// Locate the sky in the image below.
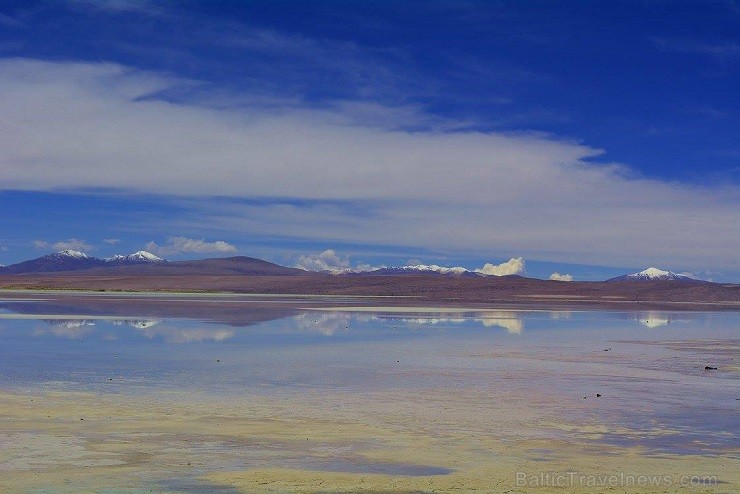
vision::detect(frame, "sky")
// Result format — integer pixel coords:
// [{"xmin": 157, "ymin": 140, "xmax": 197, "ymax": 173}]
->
[{"xmin": 0, "ymin": 0, "xmax": 738, "ymax": 281}]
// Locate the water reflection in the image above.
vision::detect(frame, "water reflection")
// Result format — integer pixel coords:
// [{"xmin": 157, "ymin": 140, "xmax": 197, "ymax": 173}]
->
[
  {"xmin": 113, "ymin": 319, "xmax": 161, "ymax": 329},
  {"xmin": 634, "ymin": 311, "xmax": 703, "ymax": 329},
  {"xmin": 392, "ymin": 313, "xmax": 523, "ymax": 334},
  {"xmin": 637, "ymin": 311, "xmax": 672, "ymax": 329},
  {"xmin": 293, "ymin": 312, "xmax": 351, "ymax": 336},
  {"xmin": 0, "ymin": 293, "xmax": 737, "ymax": 462},
  {"xmin": 133, "ymin": 324, "xmax": 236, "ymax": 343},
  {"xmin": 36, "ymin": 319, "xmax": 96, "ymax": 339}
]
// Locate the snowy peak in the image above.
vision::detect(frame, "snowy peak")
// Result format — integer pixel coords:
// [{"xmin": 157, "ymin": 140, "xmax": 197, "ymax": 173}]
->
[
  {"xmin": 105, "ymin": 251, "xmax": 165, "ymax": 264},
  {"xmin": 124, "ymin": 251, "xmax": 164, "ymax": 263},
  {"xmin": 627, "ymin": 267, "xmax": 693, "ymax": 281},
  {"xmin": 393, "ymin": 264, "xmax": 471, "ymax": 276},
  {"xmin": 608, "ymin": 267, "xmax": 698, "ymax": 282},
  {"xmin": 633, "ymin": 267, "xmax": 673, "ymax": 279},
  {"xmin": 350, "ymin": 264, "xmax": 486, "ymax": 277}
]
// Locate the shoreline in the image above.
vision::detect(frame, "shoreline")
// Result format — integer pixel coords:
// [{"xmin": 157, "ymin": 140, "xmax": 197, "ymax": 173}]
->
[{"xmin": 1, "ymin": 287, "xmax": 739, "ymax": 312}]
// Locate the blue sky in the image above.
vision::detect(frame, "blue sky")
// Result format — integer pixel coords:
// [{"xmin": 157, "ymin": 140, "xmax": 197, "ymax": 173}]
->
[{"xmin": 0, "ymin": 0, "xmax": 738, "ymax": 281}]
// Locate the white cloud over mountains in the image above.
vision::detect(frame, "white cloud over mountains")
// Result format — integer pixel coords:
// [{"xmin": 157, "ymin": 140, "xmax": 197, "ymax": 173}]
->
[
  {"xmin": 295, "ymin": 249, "xmax": 351, "ymax": 273},
  {"xmin": 33, "ymin": 238, "xmax": 94, "ymax": 252},
  {"xmin": 145, "ymin": 236, "xmax": 237, "ymax": 256},
  {"xmin": 295, "ymin": 251, "xmax": 525, "ymax": 276},
  {"xmin": 549, "ymin": 272, "xmax": 573, "ymax": 281},
  {"xmin": 474, "ymin": 257, "xmax": 525, "ymax": 276},
  {"xmin": 1, "ymin": 59, "xmax": 738, "ymax": 270}
]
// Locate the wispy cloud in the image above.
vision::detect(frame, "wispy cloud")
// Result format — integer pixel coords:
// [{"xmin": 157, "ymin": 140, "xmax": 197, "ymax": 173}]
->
[
  {"xmin": 53, "ymin": 238, "xmax": 94, "ymax": 252},
  {"xmin": 0, "ymin": 12, "xmax": 23, "ymax": 28},
  {"xmin": 653, "ymin": 37, "xmax": 740, "ymax": 62},
  {"xmin": 145, "ymin": 236, "xmax": 237, "ymax": 256},
  {"xmin": 682, "ymin": 104, "xmax": 729, "ymax": 119},
  {"xmin": 103, "ymin": 238, "xmax": 120, "ymax": 245},
  {"xmin": 0, "ymin": 59, "xmax": 738, "ymax": 270},
  {"xmin": 32, "ymin": 238, "xmax": 94, "ymax": 252},
  {"xmin": 67, "ymin": 0, "xmax": 163, "ymax": 15}
]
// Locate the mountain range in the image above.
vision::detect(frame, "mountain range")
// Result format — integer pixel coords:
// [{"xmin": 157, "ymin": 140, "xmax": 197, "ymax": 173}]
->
[
  {"xmin": 0, "ymin": 250, "xmax": 165, "ymax": 275},
  {"xmin": 0, "ymin": 251, "xmax": 737, "ymax": 307},
  {"xmin": 0, "ymin": 251, "xmax": 710, "ymax": 283}
]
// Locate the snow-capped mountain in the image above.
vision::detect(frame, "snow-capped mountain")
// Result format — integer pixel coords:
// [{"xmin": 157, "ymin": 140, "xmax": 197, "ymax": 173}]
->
[
  {"xmin": 0, "ymin": 250, "xmax": 166, "ymax": 274},
  {"xmin": 105, "ymin": 251, "xmax": 164, "ymax": 265},
  {"xmin": 345, "ymin": 263, "xmax": 516, "ymax": 277},
  {"xmin": 607, "ymin": 267, "xmax": 698, "ymax": 282},
  {"xmin": 363, "ymin": 264, "xmax": 478, "ymax": 277},
  {"xmin": 391, "ymin": 264, "xmax": 470, "ymax": 275},
  {"xmin": 125, "ymin": 250, "xmax": 164, "ymax": 263}
]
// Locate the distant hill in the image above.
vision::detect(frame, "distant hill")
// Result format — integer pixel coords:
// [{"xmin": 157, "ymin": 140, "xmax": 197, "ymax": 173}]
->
[
  {"xmin": 98, "ymin": 256, "xmax": 308, "ymax": 276},
  {"xmin": 0, "ymin": 252, "xmax": 307, "ymax": 277},
  {"xmin": 0, "ymin": 250, "xmax": 106, "ymax": 274}
]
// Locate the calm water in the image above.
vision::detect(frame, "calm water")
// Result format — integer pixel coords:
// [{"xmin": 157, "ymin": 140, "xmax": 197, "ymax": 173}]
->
[{"xmin": 0, "ymin": 294, "xmax": 738, "ymax": 491}]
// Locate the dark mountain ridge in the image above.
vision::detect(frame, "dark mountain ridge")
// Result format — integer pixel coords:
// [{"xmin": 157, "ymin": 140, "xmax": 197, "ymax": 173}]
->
[{"xmin": 0, "ymin": 252, "xmax": 305, "ymax": 277}]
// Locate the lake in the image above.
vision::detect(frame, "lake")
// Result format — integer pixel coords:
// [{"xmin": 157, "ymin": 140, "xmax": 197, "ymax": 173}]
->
[{"xmin": 0, "ymin": 292, "xmax": 737, "ymax": 493}]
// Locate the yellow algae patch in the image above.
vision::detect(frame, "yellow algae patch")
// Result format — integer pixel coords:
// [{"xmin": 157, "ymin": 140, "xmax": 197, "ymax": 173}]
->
[
  {"xmin": 1, "ymin": 388, "xmax": 738, "ymax": 494},
  {"xmin": 205, "ymin": 451, "xmax": 740, "ymax": 494},
  {"xmin": 204, "ymin": 467, "xmax": 509, "ymax": 493}
]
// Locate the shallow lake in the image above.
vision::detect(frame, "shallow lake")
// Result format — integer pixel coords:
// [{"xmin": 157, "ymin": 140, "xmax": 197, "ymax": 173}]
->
[{"xmin": 0, "ymin": 293, "xmax": 737, "ymax": 493}]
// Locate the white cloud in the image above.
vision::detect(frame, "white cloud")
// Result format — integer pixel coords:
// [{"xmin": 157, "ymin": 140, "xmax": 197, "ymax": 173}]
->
[
  {"xmin": 549, "ymin": 272, "xmax": 573, "ymax": 282},
  {"xmin": 0, "ymin": 59, "xmax": 738, "ymax": 270},
  {"xmin": 33, "ymin": 238, "xmax": 94, "ymax": 252},
  {"xmin": 474, "ymin": 257, "xmax": 525, "ymax": 276},
  {"xmin": 103, "ymin": 238, "xmax": 120, "ymax": 245},
  {"xmin": 51, "ymin": 238, "xmax": 94, "ymax": 252},
  {"xmin": 145, "ymin": 236, "xmax": 237, "ymax": 256},
  {"xmin": 295, "ymin": 249, "xmax": 351, "ymax": 273},
  {"xmin": 0, "ymin": 59, "xmax": 602, "ymax": 202}
]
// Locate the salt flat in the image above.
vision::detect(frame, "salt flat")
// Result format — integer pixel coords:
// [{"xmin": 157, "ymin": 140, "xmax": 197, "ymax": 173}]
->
[{"xmin": 0, "ymin": 294, "xmax": 737, "ymax": 493}]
